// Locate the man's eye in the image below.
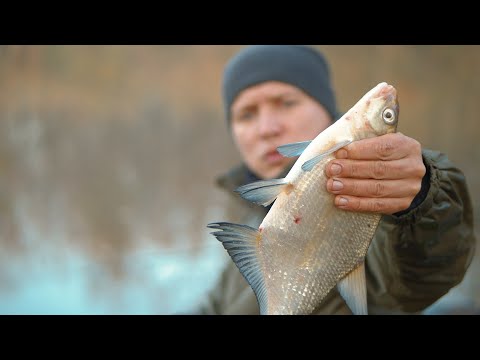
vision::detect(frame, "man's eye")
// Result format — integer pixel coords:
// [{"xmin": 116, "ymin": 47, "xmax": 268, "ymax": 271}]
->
[
  {"xmin": 237, "ymin": 111, "xmax": 254, "ymax": 121},
  {"xmin": 282, "ymin": 99, "xmax": 297, "ymax": 107}
]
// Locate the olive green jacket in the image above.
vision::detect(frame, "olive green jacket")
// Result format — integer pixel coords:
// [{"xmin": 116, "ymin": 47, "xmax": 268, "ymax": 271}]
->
[{"xmin": 197, "ymin": 149, "xmax": 476, "ymax": 315}]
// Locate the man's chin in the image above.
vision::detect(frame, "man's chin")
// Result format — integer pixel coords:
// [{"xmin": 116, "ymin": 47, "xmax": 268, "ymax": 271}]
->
[{"xmin": 260, "ymin": 161, "xmax": 293, "ymax": 180}]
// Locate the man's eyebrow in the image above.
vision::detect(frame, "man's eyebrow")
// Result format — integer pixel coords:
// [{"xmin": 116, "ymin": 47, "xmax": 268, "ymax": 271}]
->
[
  {"xmin": 270, "ymin": 90, "xmax": 299, "ymax": 99},
  {"xmin": 234, "ymin": 91, "xmax": 300, "ymax": 110},
  {"xmin": 232, "ymin": 102, "xmax": 256, "ymax": 115}
]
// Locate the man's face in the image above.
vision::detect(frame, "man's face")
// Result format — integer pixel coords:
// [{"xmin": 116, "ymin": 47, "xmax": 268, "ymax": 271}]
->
[{"xmin": 230, "ymin": 81, "xmax": 333, "ymax": 179}]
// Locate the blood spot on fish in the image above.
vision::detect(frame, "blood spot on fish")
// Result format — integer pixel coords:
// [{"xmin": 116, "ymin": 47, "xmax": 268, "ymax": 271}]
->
[
  {"xmin": 294, "ymin": 216, "xmax": 301, "ymax": 224},
  {"xmin": 284, "ymin": 183, "xmax": 295, "ymax": 195},
  {"xmin": 259, "ymin": 226, "xmax": 263, "ymax": 232}
]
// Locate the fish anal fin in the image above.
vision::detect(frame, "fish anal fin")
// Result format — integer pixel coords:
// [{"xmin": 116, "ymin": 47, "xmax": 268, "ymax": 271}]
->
[
  {"xmin": 277, "ymin": 140, "xmax": 312, "ymax": 157},
  {"xmin": 301, "ymin": 139, "xmax": 352, "ymax": 172},
  {"xmin": 235, "ymin": 178, "xmax": 289, "ymax": 207},
  {"xmin": 337, "ymin": 261, "xmax": 367, "ymax": 315},
  {"xmin": 207, "ymin": 222, "xmax": 268, "ymax": 314}
]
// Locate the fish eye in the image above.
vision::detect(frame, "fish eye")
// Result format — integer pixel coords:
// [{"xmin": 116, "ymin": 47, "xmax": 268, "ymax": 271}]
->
[{"xmin": 382, "ymin": 108, "xmax": 397, "ymax": 124}]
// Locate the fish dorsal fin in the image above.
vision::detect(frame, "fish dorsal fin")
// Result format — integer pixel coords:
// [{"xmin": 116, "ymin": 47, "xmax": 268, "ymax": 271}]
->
[
  {"xmin": 301, "ymin": 139, "xmax": 352, "ymax": 172},
  {"xmin": 207, "ymin": 222, "xmax": 268, "ymax": 314},
  {"xmin": 337, "ymin": 261, "xmax": 368, "ymax": 315},
  {"xmin": 277, "ymin": 140, "xmax": 312, "ymax": 157},
  {"xmin": 235, "ymin": 178, "xmax": 289, "ymax": 207}
]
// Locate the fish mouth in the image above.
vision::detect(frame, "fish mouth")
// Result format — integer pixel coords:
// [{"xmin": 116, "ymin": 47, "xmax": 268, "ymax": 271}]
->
[
  {"xmin": 361, "ymin": 82, "xmax": 398, "ymax": 107},
  {"xmin": 378, "ymin": 83, "xmax": 397, "ymax": 100}
]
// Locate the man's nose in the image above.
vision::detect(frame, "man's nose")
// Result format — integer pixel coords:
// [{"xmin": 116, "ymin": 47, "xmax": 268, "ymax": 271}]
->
[{"xmin": 258, "ymin": 108, "xmax": 282, "ymax": 137}]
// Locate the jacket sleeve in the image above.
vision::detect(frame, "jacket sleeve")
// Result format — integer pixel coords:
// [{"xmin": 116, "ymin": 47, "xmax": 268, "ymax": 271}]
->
[{"xmin": 366, "ymin": 149, "xmax": 476, "ymax": 313}]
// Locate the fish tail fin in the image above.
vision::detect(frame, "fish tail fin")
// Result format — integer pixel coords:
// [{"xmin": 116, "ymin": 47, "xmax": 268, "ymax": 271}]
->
[
  {"xmin": 235, "ymin": 178, "xmax": 289, "ymax": 207},
  {"xmin": 337, "ymin": 261, "xmax": 368, "ymax": 315},
  {"xmin": 207, "ymin": 222, "xmax": 268, "ymax": 314}
]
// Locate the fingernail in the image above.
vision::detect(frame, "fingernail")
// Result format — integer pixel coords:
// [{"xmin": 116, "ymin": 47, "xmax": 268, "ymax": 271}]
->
[
  {"xmin": 337, "ymin": 197, "xmax": 348, "ymax": 206},
  {"xmin": 330, "ymin": 163, "xmax": 342, "ymax": 176},
  {"xmin": 332, "ymin": 180, "xmax": 343, "ymax": 191}
]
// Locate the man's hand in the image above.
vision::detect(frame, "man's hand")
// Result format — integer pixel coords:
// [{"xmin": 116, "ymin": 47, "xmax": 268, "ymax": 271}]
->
[{"xmin": 325, "ymin": 132, "xmax": 426, "ymax": 215}]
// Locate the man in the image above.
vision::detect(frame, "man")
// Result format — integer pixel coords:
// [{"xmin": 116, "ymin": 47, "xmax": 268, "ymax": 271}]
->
[{"xmin": 198, "ymin": 45, "xmax": 476, "ymax": 314}]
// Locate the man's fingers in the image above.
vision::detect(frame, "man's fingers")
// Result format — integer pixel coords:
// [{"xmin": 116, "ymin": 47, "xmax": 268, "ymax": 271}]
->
[
  {"xmin": 336, "ymin": 133, "xmax": 420, "ymax": 161},
  {"xmin": 327, "ymin": 178, "xmax": 421, "ymax": 199},
  {"xmin": 326, "ymin": 158, "xmax": 426, "ymax": 180},
  {"xmin": 325, "ymin": 133, "xmax": 425, "ymax": 215},
  {"xmin": 334, "ymin": 195, "xmax": 413, "ymax": 215}
]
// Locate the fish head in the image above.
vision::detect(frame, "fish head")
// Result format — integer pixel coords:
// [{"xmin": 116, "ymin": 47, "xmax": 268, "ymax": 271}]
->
[
  {"xmin": 342, "ymin": 82, "xmax": 399, "ymax": 139},
  {"xmin": 362, "ymin": 82, "xmax": 399, "ymax": 136}
]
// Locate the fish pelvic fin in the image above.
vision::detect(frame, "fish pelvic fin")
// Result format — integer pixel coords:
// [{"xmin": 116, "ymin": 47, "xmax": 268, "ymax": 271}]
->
[
  {"xmin": 207, "ymin": 222, "xmax": 268, "ymax": 315},
  {"xmin": 337, "ymin": 261, "xmax": 368, "ymax": 315},
  {"xmin": 301, "ymin": 139, "xmax": 353, "ymax": 172},
  {"xmin": 235, "ymin": 178, "xmax": 289, "ymax": 207},
  {"xmin": 277, "ymin": 140, "xmax": 312, "ymax": 157}
]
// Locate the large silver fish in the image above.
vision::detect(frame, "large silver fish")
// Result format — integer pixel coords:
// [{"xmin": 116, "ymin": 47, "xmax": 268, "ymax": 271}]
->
[{"xmin": 208, "ymin": 82, "xmax": 399, "ymax": 315}]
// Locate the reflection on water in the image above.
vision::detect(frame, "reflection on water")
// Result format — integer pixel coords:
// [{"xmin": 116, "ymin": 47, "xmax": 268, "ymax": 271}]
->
[{"xmin": 0, "ymin": 243, "xmax": 228, "ymax": 315}]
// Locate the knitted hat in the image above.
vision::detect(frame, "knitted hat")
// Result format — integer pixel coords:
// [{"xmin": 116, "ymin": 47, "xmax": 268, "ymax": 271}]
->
[{"xmin": 222, "ymin": 45, "xmax": 340, "ymax": 124}]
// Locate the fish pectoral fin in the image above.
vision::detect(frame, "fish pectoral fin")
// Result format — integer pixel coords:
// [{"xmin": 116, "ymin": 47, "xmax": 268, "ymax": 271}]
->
[
  {"xmin": 337, "ymin": 261, "xmax": 368, "ymax": 315},
  {"xmin": 235, "ymin": 178, "xmax": 289, "ymax": 207},
  {"xmin": 301, "ymin": 139, "xmax": 352, "ymax": 172},
  {"xmin": 207, "ymin": 222, "xmax": 268, "ymax": 315},
  {"xmin": 277, "ymin": 140, "xmax": 312, "ymax": 157}
]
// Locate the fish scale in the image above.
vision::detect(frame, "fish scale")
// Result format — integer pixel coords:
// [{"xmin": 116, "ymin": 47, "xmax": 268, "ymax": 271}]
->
[{"xmin": 208, "ymin": 82, "xmax": 399, "ymax": 315}]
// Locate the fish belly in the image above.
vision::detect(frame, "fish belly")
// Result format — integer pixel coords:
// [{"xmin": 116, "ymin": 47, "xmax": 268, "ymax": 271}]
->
[{"xmin": 259, "ymin": 157, "xmax": 381, "ymax": 315}]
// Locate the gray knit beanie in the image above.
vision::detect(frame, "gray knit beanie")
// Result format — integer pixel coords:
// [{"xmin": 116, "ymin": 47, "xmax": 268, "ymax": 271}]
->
[{"xmin": 222, "ymin": 45, "xmax": 340, "ymax": 125}]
